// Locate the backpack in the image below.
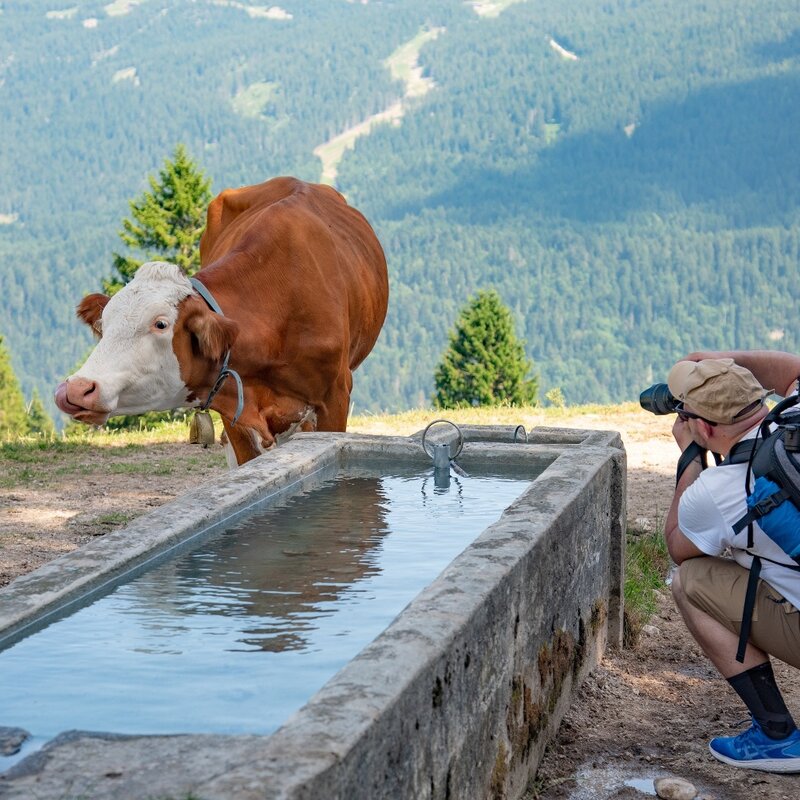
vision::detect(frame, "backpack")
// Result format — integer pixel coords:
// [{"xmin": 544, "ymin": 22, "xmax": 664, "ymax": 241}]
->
[{"xmin": 724, "ymin": 393, "xmax": 800, "ymax": 662}]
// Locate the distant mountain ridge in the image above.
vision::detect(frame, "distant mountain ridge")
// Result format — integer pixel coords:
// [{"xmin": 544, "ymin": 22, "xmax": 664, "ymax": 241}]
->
[{"xmin": 0, "ymin": 0, "xmax": 798, "ymax": 418}]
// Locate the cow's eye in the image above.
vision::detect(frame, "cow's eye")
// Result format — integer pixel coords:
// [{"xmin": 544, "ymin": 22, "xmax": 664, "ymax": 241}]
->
[{"xmin": 153, "ymin": 318, "xmax": 169, "ymax": 331}]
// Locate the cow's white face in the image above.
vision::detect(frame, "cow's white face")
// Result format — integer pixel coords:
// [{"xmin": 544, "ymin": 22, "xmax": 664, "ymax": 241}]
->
[{"xmin": 56, "ymin": 262, "xmax": 196, "ymax": 424}]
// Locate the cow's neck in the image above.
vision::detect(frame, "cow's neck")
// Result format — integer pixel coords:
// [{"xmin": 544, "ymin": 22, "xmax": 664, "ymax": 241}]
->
[{"xmin": 190, "ymin": 276, "xmax": 244, "ymax": 424}]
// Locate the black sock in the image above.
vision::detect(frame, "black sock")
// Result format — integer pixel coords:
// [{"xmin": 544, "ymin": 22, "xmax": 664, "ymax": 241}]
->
[{"xmin": 728, "ymin": 661, "xmax": 797, "ymax": 740}]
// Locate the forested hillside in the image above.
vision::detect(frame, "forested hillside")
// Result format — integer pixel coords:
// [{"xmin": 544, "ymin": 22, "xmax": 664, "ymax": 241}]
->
[{"xmin": 1, "ymin": 0, "xmax": 798, "ymax": 418}]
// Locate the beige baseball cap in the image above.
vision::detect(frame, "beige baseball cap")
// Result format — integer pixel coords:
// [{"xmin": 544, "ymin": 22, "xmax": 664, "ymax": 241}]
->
[{"xmin": 667, "ymin": 358, "xmax": 769, "ymax": 425}]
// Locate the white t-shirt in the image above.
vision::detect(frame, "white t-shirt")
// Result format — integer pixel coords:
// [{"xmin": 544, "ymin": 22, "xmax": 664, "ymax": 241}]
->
[{"xmin": 678, "ymin": 432, "xmax": 800, "ymax": 610}]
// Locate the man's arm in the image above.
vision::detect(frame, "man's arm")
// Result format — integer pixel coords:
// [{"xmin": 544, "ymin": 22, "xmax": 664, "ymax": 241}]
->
[
  {"xmin": 685, "ymin": 349, "xmax": 800, "ymax": 398},
  {"xmin": 664, "ymin": 418, "xmax": 707, "ymax": 564}
]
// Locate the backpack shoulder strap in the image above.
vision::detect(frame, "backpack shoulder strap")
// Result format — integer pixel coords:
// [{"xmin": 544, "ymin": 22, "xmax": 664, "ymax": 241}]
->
[
  {"xmin": 724, "ymin": 438, "xmax": 761, "ymax": 466},
  {"xmin": 737, "ymin": 553, "xmax": 761, "ymax": 663},
  {"xmin": 676, "ymin": 442, "xmax": 713, "ymax": 484}
]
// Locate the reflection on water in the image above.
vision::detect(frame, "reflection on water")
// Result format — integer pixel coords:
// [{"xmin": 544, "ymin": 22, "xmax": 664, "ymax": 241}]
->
[
  {"xmin": 132, "ymin": 477, "xmax": 394, "ymax": 653},
  {"xmin": 0, "ymin": 468, "xmax": 531, "ymax": 751}
]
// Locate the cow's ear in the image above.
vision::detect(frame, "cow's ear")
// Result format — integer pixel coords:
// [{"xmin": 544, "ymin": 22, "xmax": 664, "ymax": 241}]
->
[
  {"xmin": 184, "ymin": 302, "xmax": 239, "ymax": 362},
  {"xmin": 77, "ymin": 293, "xmax": 110, "ymax": 336}
]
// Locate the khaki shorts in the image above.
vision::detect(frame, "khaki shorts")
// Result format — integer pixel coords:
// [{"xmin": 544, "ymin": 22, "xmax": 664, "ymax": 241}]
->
[{"xmin": 679, "ymin": 556, "xmax": 800, "ymax": 668}]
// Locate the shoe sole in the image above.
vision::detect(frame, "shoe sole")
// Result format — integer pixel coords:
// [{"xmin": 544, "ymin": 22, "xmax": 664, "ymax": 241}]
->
[{"xmin": 709, "ymin": 744, "xmax": 800, "ymax": 773}]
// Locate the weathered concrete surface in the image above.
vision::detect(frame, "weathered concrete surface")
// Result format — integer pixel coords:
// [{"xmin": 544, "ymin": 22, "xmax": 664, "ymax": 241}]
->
[
  {"xmin": 0, "ymin": 429, "xmax": 625, "ymax": 800},
  {"xmin": 415, "ymin": 421, "xmax": 623, "ymax": 450},
  {"xmin": 413, "ymin": 424, "xmax": 625, "ymax": 651}
]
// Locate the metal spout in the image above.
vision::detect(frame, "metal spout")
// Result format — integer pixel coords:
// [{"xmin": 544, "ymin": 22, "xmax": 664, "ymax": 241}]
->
[{"xmin": 432, "ymin": 443, "xmax": 452, "ymax": 489}]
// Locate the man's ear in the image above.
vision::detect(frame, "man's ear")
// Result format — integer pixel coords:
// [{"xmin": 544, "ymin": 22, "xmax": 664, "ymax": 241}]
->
[
  {"xmin": 76, "ymin": 293, "xmax": 110, "ymax": 336},
  {"xmin": 699, "ymin": 419, "xmax": 716, "ymax": 440},
  {"xmin": 183, "ymin": 297, "xmax": 239, "ymax": 362}
]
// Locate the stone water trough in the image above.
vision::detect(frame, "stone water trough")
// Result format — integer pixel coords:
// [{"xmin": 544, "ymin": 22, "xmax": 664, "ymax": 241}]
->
[{"xmin": 0, "ymin": 425, "xmax": 625, "ymax": 800}]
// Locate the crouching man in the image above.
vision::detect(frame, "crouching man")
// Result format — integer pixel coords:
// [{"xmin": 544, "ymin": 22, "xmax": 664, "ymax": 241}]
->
[{"xmin": 664, "ymin": 355, "xmax": 800, "ymax": 772}]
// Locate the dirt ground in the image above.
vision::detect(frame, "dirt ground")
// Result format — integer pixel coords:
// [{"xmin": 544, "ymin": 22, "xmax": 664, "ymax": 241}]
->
[
  {"xmin": 1, "ymin": 412, "xmax": 799, "ymax": 798},
  {"xmin": 0, "ymin": 442, "xmax": 228, "ymax": 588}
]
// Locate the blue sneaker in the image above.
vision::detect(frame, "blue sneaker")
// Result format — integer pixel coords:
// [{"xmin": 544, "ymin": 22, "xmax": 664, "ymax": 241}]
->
[{"xmin": 709, "ymin": 719, "xmax": 800, "ymax": 772}]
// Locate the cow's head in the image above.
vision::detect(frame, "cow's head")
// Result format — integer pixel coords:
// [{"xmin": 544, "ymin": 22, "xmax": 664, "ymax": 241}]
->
[{"xmin": 55, "ymin": 261, "xmax": 238, "ymax": 426}]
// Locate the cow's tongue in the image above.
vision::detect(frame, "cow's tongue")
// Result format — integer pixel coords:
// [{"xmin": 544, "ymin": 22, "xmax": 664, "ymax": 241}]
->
[{"xmin": 54, "ymin": 382, "xmax": 86, "ymax": 415}]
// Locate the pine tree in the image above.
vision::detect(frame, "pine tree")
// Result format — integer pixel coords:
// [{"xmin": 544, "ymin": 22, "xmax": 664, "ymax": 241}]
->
[
  {"xmin": 104, "ymin": 144, "xmax": 213, "ymax": 294},
  {"xmin": 433, "ymin": 290, "xmax": 538, "ymax": 409},
  {"xmin": 0, "ymin": 334, "xmax": 31, "ymax": 436},
  {"xmin": 26, "ymin": 389, "xmax": 56, "ymax": 437}
]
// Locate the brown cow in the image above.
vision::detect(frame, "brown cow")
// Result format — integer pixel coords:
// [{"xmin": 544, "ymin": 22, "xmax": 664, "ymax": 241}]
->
[{"xmin": 54, "ymin": 177, "xmax": 389, "ymax": 464}]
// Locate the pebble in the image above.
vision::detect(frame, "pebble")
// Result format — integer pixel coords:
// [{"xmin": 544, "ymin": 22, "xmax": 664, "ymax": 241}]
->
[
  {"xmin": 642, "ymin": 624, "xmax": 661, "ymax": 636},
  {"xmin": 654, "ymin": 776, "xmax": 697, "ymax": 800}
]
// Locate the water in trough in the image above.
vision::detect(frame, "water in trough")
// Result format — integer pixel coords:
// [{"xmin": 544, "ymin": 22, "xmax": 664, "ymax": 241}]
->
[{"xmin": 0, "ymin": 464, "xmax": 534, "ymax": 766}]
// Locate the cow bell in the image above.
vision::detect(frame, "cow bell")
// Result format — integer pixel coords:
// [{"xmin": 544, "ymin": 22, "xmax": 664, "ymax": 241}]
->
[{"xmin": 189, "ymin": 410, "xmax": 215, "ymax": 447}]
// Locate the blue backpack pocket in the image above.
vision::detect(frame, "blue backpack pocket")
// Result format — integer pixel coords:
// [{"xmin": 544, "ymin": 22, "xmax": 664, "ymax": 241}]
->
[{"xmin": 747, "ymin": 477, "xmax": 800, "ymax": 559}]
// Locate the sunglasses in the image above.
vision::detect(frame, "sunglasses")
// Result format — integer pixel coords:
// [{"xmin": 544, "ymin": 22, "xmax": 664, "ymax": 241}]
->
[
  {"xmin": 675, "ymin": 403, "xmax": 717, "ymax": 426},
  {"xmin": 675, "ymin": 398, "xmax": 764, "ymax": 427}
]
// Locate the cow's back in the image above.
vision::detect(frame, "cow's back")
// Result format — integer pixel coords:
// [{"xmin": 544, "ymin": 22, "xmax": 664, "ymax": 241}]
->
[{"xmin": 199, "ymin": 177, "xmax": 388, "ymax": 370}]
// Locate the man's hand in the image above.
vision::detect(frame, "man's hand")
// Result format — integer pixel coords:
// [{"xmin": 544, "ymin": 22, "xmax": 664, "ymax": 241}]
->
[
  {"xmin": 672, "ymin": 416, "xmax": 695, "ymax": 452},
  {"xmin": 684, "ymin": 350, "xmax": 723, "ymax": 362}
]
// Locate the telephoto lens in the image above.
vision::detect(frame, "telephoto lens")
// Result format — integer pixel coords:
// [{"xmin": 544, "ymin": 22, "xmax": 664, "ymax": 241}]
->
[{"xmin": 639, "ymin": 383, "xmax": 679, "ymax": 416}]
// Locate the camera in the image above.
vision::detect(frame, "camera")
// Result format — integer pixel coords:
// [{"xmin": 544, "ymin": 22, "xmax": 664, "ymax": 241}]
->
[{"xmin": 639, "ymin": 383, "xmax": 679, "ymax": 416}]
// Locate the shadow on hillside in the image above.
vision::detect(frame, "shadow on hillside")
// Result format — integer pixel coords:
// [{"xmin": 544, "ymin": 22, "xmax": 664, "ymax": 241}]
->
[
  {"xmin": 385, "ymin": 69, "xmax": 800, "ymax": 228},
  {"xmin": 752, "ymin": 27, "xmax": 800, "ymax": 64}
]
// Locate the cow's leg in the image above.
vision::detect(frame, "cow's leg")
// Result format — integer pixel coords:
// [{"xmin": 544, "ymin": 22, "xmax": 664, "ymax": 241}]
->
[
  {"xmin": 274, "ymin": 405, "xmax": 318, "ymax": 445},
  {"xmin": 219, "ymin": 430, "xmax": 239, "ymax": 469},
  {"xmin": 221, "ymin": 418, "xmax": 271, "ymax": 465},
  {"xmin": 316, "ymin": 369, "xmax": 353, "ymax": 431}
]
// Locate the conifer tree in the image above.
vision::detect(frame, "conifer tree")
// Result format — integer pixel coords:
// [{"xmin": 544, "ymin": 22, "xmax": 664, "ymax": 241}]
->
[
  {"xmin": 0, "ymin": 334, "xmax": 30, "ymax": 436},
  {"xmin": 26, "ymin": 389, "xmax": 56, "ymax": 437},
  {"xmin": 104, "ymin": 144, "xmax": 213, "ymax": 293},
  {"xmin": 433, "ymin": 289, "xmax": 538, "ymax": 409}
]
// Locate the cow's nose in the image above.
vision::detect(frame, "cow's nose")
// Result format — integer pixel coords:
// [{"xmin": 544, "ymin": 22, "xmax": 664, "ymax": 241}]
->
[{"xmin": 65, "ymin": 377, "xmax": 102, "ymax": 411}]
